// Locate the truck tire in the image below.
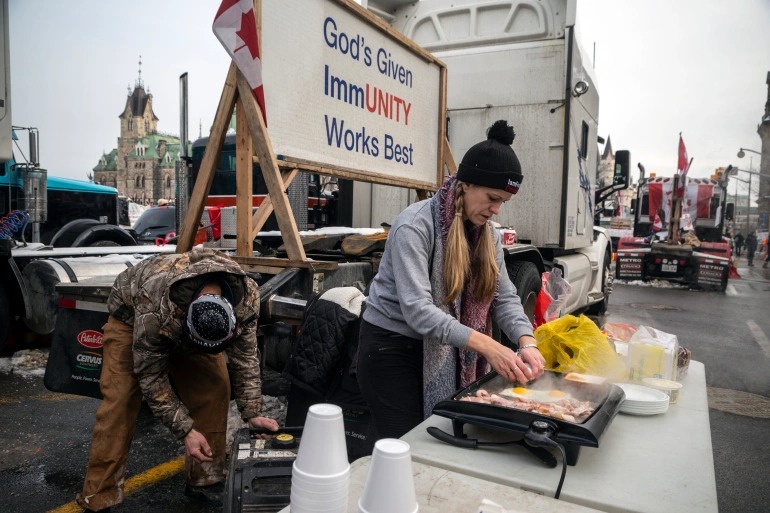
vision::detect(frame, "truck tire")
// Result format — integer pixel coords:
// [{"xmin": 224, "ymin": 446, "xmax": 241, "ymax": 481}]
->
[
  {"xmin": 0, "ymin": 286, "xmax": 9, "ymax": 353},
  {"xmin": 507, "ymin": 261, "xmax": 541, "ymax": 324},
  {"xmin": 586, "ymin": 252, "xmax": 612, "ymax": 315},
  {"xmin": 72, "ymin": 224, "xmax": 137, "ymax": 247},
  {"xmin": 50, "ymin": 219, "xmax": 102, "ymax": 247}
]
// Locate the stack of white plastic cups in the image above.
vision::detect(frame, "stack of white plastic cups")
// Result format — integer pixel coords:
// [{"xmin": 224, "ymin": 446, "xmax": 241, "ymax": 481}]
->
[
  {"xmin": 357, "ymin": 439, "xmax": 419, "ymax": 513},
  {"xmin": 291, "ymin": 403, "xmax": 350, "ymax": 512}
]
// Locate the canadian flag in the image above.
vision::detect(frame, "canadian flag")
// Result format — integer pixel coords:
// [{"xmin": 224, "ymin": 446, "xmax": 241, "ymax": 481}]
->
[
  {"xmin": 652, "ymin": 213, "xmax": 663, "ymax": 232},
  {"xmin": 213, "ymin": 0, "xmax": 266, "ymax": 123},
  {"xmin": 676, "ymin": 134, "xmax": 690, "ymax": 197}
]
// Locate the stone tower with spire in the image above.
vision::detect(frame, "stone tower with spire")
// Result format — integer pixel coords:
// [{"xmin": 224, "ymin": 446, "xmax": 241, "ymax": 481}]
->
[
  {"xmin": 756, "ymin": 72, "xmax": 770, "ymax": 229},
  {"xmin": 93, "ymin": 57, "xmax": 184, "ymax": 206}
]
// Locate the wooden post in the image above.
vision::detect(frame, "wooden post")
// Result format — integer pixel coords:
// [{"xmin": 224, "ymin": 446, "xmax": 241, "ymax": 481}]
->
[
  {"xmin": 235, "ymin": 70, "xmax": 306, "ymax": 261},
  {"xmin": 235, "ymin": 96, "xmax": 254, "ymax": 257},
  {"xmin": 442, "ymin": 137, "xmax": 457, "ymax": 176},
  {"xmin": 669, "ymin": 175, "xmax": 682, "ymax": 244}
]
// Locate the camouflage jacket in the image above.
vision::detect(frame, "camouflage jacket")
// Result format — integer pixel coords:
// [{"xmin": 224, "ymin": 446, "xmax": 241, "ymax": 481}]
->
[{"xmin": 108, "ymin": 248, "xmax": 262, "ymax": 439}]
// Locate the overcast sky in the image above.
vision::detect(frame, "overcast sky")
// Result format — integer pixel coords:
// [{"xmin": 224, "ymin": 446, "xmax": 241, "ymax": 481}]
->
[{"xmin": 7, "ymin": 0, "xmax": 770, "ymax": 200}]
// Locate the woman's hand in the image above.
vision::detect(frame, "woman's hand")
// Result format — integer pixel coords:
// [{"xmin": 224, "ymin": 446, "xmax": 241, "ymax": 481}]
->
[
  {"xmin": 467, "ymin": 332, "xmax": 534, "ymax": 384},
  {"xmin": 183, "ymin": 428, "xmax": 214, "ymax": 463},
  {"xmin": 516, "ymin": 335, "xmax": 546, "ymax": 379}
]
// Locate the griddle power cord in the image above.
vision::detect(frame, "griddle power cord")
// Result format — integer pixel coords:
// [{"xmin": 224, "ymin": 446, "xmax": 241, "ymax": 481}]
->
[{"xmin": 524, "ymin": 421, "xmax": 568, "ymax": 500}]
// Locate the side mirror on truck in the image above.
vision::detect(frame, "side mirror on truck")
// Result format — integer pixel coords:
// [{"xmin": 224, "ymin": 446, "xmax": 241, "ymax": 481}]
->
[
  {"xmin": 725, "ymin": 202, "xmax": 734, "ymax": 221},
  {"xmin": 612, "ymin": 150, "xmax": 631, "ymax": 190},
  {"xmin": 595, "ymin": 150, "xmax": 630, "ymax": 208}
]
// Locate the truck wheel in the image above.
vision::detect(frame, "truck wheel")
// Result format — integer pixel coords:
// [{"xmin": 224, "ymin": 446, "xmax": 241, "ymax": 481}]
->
[
  {"xmin": 587, "ymin": 252, "xmax": 612, "ymax": 315},
  {"xmin": 88, "ymin": 240, "xmax": 121, "ymax": 247},
  {"xmin": 50, "ymin": 219, "xmax": 102, "ymax": 247},
  {"xmin": 0, "ymin": 286, "xmax": 10, "ymax": 353},
  {"xmin": 507, "ymin": 261, "xmax": 541, "ymax": 324},
  {"xmin": 73, "ymin": 225, "xmax": 137, "ymax": 247}
]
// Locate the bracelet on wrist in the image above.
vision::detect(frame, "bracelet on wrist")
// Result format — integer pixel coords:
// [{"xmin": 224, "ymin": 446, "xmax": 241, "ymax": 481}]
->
[{"xmin": 516, "ymin": 344, "xmax": 540, "ymax": 356}]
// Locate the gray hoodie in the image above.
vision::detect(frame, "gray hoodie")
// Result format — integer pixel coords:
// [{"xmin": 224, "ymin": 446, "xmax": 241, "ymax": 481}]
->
[{"xmin": 364, "ymin": 199, "xmax": 534, "ymax": 348}]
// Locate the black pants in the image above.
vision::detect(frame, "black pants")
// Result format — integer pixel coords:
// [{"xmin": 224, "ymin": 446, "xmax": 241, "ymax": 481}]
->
[{"xmin": 357, "ymin": 319, "xmax": 423, "ymax": 440}]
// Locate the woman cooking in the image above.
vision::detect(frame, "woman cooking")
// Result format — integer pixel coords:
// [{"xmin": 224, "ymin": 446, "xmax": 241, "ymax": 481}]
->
[{"xmin": 357, "ymin": 120, "xmax": 545, "ymax": 439}]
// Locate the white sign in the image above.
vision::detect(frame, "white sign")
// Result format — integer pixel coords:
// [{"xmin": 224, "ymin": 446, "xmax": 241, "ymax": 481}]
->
[{"xmin": 261, "ymin": 0, "xmax": 443, "ymax": 188}]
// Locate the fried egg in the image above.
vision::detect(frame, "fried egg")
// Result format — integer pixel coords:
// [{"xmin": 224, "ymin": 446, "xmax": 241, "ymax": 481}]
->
[{"xmin": 500, "ymin": 386, "xmax": 570, "ymax": 403}]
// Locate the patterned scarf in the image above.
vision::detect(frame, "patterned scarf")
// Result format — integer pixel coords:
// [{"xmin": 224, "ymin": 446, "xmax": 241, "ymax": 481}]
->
[{"xmin": 422, "ymin": 176, "xmax": 496, "ymax": 417}]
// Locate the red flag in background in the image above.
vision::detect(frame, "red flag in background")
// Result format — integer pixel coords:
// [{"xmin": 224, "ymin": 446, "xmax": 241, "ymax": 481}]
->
[
  {"xmin": 677, "ymin": 134, "xmax": 689, "ymax": 174},
  {"xmin": 676, "ymin": 134, "xmax": 690, "ymax": 197},
  {"xmin": 213, "ymin": 0, "xmax": 266, "ymax": 124},
  {"xmin": 652, "ymin": 213, "xmax": 663, "ymax": 232}
]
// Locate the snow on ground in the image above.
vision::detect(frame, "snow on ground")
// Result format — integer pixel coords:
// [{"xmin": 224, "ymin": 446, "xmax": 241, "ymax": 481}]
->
[
  {"xmin": 615, "ymin": 279, "xmax": 689, "ymax": 289},
  {"xmin": 0, "ymin": 349, "xmax": 49, "ymax": 378},
  {"xmin": 259, "ymin": 226, "xmax": 385, "ymax": 237}
]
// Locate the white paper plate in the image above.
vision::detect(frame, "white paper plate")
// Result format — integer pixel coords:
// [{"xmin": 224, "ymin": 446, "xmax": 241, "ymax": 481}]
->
[
  {"xmin": 620, "ymin": 404, "xmax": 669, "ymax": 415},
  {"xmin": 617, "ymin": 383, "xmax": 670, "ymax": 404}
]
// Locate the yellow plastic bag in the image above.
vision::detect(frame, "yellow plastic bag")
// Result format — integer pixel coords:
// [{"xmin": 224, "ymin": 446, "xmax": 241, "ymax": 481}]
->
[{"xmin": 534, "ymin": 314, "xmax": 626, "ymax": 379}]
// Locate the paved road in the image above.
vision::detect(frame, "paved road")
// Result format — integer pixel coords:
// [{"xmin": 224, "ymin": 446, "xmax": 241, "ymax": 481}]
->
[
  {"xmin": 0, "ymin": 255, "xmax": 768, "ymax": 512},
  {"xmin": 605, "ymin": 255, "xmax": 770, "ymax": 513}
]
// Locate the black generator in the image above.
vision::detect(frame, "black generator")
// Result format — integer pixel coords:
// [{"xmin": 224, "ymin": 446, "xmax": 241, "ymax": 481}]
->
[{"xmin": 223, "ymin": 427, "xmax": 303, "ymax": 513}]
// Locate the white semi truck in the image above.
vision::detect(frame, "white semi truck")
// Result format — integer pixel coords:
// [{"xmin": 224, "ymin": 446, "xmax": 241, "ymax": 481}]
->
[{"xmin": 372, "ymin": 0, "xmax": 628, "ymax": 317}]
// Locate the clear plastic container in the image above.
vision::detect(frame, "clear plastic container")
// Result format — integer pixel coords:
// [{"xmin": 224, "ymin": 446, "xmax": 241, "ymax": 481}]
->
[{"xmin": 642, "ymin": 377, "xmax": 683, "ymax": 404}]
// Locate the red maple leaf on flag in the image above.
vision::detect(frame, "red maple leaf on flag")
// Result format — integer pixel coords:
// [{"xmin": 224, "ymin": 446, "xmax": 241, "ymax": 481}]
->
[
  {"xmin": 213, "ymin": 0, "xmax": 266, "ymax": 123},
  {"xmin": 235, "ymin": 12, "xmax": 260, "ymax": 59}
]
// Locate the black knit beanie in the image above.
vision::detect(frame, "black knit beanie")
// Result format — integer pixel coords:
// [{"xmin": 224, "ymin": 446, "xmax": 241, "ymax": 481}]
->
[
  {"xmin": 185, "ymin": 294, "xmax": 237, "ymax": 353},
  {"xmin": 456, "ymin": 120, "xmax": 523, "ymax": 194}
]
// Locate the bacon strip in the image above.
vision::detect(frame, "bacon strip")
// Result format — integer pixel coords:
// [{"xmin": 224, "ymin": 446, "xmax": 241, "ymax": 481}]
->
[{"xmin": 459, "ymin": 392, "xmax": 595, "ymax": 423}]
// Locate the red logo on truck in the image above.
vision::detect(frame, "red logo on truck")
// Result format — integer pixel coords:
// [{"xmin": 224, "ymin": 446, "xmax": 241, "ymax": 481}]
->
[{"xmin": 77, "ymin": 330, "xmax": 104, "ymax": 349}]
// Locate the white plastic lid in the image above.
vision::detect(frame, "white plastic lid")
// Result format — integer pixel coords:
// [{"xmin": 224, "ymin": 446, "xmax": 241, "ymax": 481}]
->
[{"xmin": 642, "ymin": 378, "xmax": 683, "ymax": 390}]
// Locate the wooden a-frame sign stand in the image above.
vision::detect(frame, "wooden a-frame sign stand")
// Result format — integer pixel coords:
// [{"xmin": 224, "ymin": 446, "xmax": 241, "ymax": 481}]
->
[
  {"xmin": 175, "ymin": 61, "xmax": 332, "ymax": 273},
  {"xmin": 175, "ymin": 2, "xmax": 454, "ymax": 272}
]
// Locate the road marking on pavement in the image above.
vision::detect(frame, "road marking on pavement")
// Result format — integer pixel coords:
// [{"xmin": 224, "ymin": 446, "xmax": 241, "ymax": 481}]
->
[
  {"xmin": 747, "ymin": 320, "xmax": 770, "ymax": 359},
  {"xmin": 724, "ymin": 283, "xmax": 738, "ymax": 296},
  {"xmin": 46, "ymin": 455, "xmax": 184, "ymax": 513}
]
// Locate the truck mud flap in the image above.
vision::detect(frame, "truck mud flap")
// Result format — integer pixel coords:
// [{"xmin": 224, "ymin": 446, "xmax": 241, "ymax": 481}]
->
[
  {"xmin": 615, "ymin": 252, "xmax": 644, "ymax": 280},
  {"xmin": 695, "ymin": 257, "xmax": 729, "ymax": 289},
  {"xmin": 44, "ymin": 299, "xmax": 107, "ymax": 399}
]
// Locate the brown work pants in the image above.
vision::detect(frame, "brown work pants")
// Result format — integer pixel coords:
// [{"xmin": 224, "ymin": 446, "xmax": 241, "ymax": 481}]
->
[{"xmin": 76, "ymin": 316, "xmax": 230, "ymax": 511}]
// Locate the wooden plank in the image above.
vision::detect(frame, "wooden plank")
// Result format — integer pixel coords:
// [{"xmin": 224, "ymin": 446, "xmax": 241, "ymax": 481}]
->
[
  {"xmin": 236, "ymin": 70, "xmax": 306, "ymax": 262},
  {"xmin": 330, "ymin": 0, "xmax": 445, "ymax": 67},
  {"xmin": 230, "ymin": 256, "xmax": 338, "ymax": 271},
  {"xmin": 239, "ymin": 264, "xmax": 293, "ymax": 275},
  {"xmin": 236, "ymin": 96, "xmax": 254, "ymax": 257},
  {"xmin": 437, "ymin": 67, "xmax": 449, "ymax": 183},
  {"xmin": 274, "ymin": 157, "xmax": 438, "ymax": 192},
  {"xmin": 341, "ymin": 232, "xmax": 389, "ymax": 256},
  {"xmin": 443, "ymin": 138, "xmax": 457, "ymax": 175},
  {"xmin": 177, "ymin": 62, "xmax": 238, "ymax": 252},
  {"xmin": 250, "ymin": 168, "xmax": 299, "ymax": 239}
]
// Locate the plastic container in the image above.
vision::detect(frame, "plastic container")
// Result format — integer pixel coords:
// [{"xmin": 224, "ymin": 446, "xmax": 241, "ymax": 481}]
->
[
  {"xmin": 642, "ymin": 377, "xmax": 683, "ymax": 404},
  {"xmin": 627, "ymin": 326, "xmax": 679, "ymax": 382}
]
